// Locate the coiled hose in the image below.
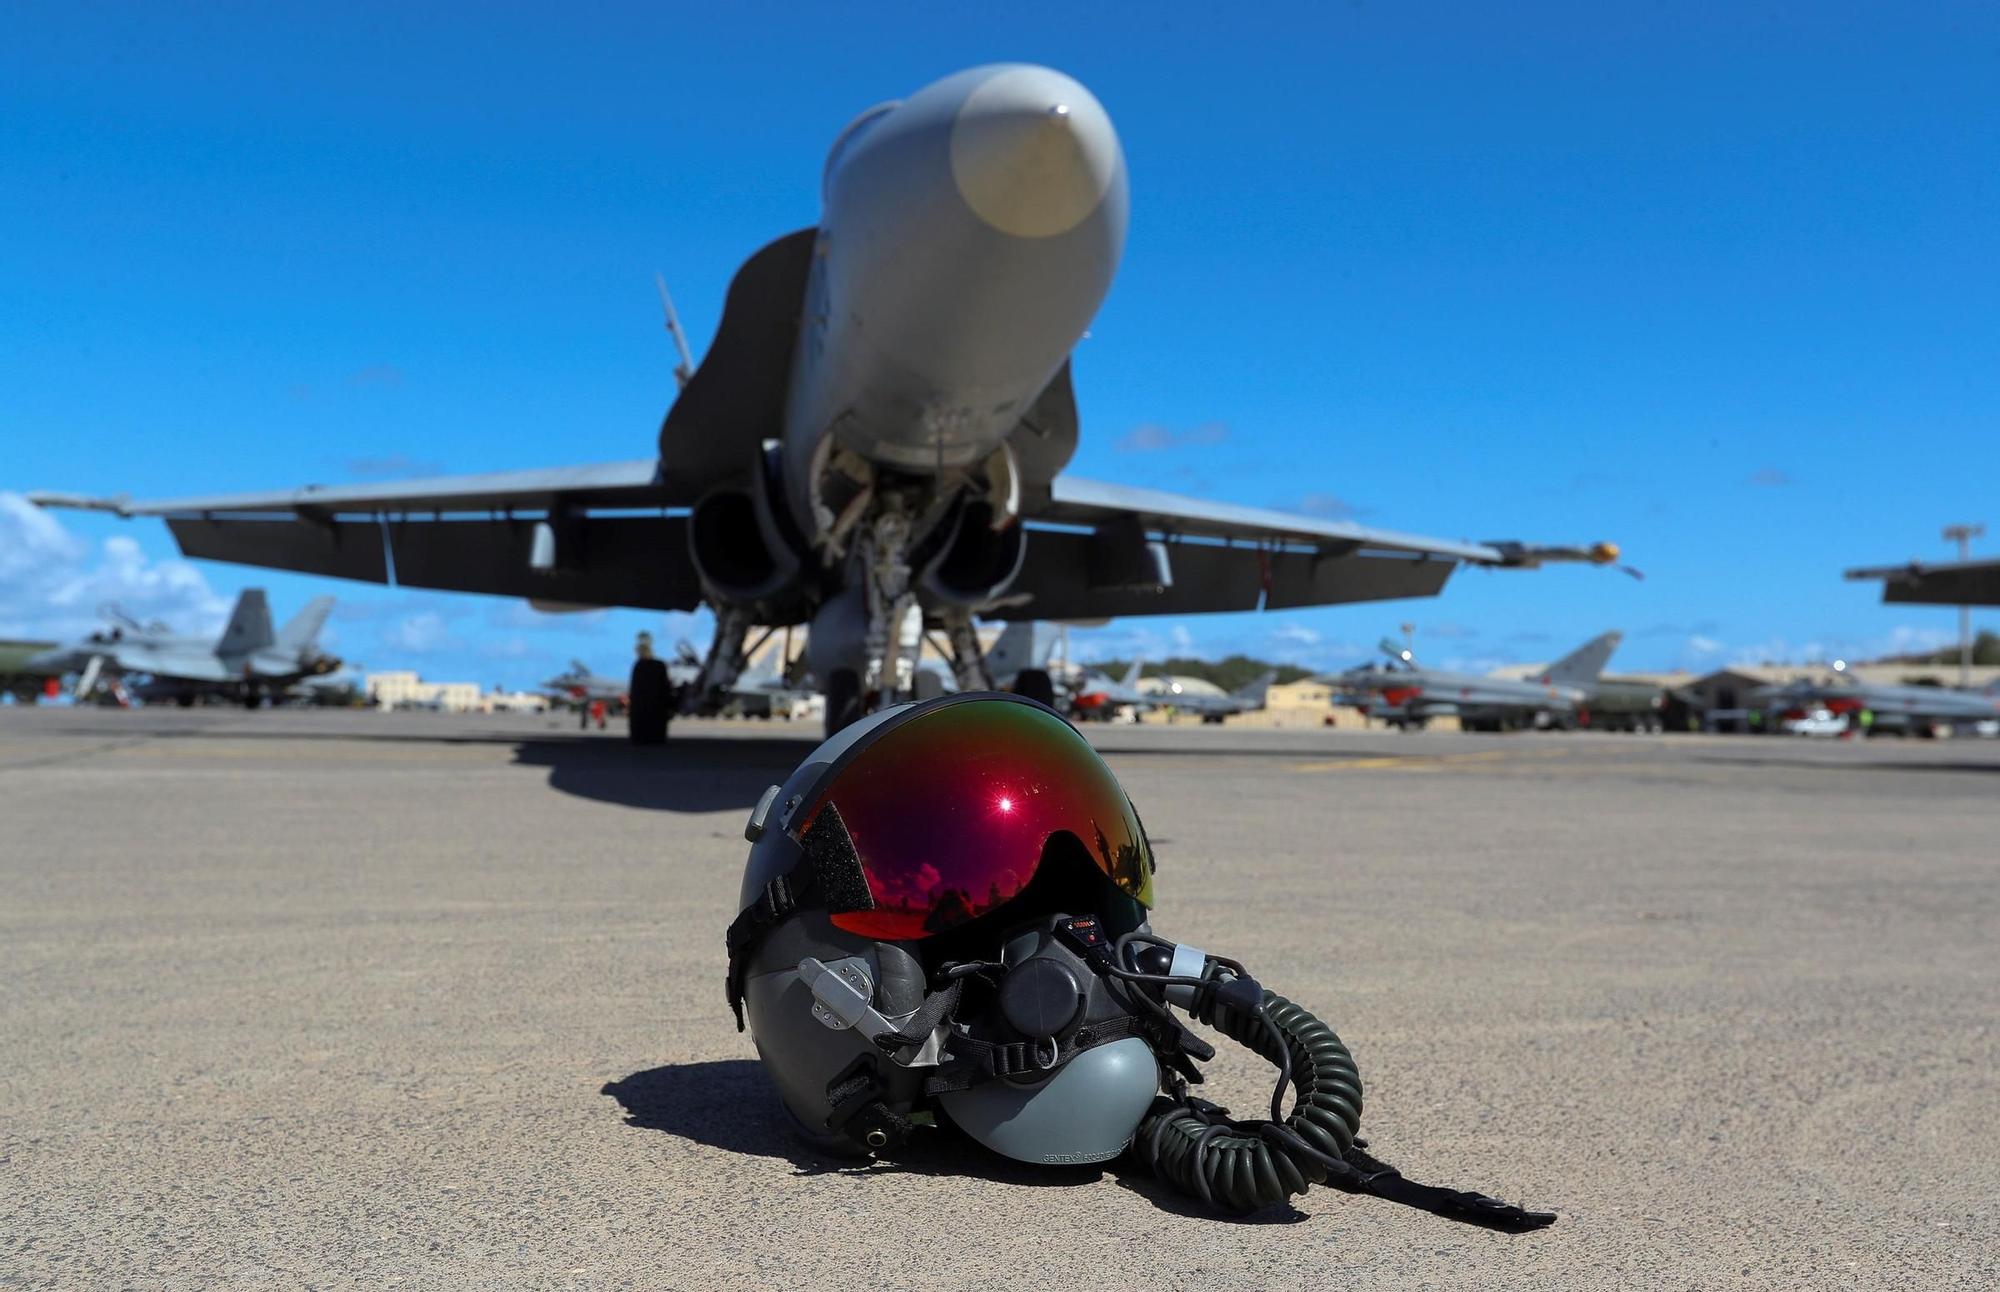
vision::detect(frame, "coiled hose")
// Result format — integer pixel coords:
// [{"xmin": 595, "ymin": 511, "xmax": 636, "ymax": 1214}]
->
[{"xmin": 1134, "ymin": 980, "xmax": 1364, "ymax": 1214}]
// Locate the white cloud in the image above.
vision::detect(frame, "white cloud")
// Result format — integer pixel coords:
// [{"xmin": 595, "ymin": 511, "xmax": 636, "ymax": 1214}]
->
[
  {"xmin": 1687, "ymin": 635, "xmax": 1725, "ymax": 656},
  {"xmin": 0, "ymin": 493, "xmax": 228, "ymax": 641},
  {"xmin": 1884, "ymin": 625, "xmax": 1955, "ymax": 655},
  {"xmin": 1288, "ymin": 493, "xmax": 1358, "ymax": 520},
  {"xmin": 1269, "ymin": 623, "xmax": 1321, "ymax": 647},
  {"xmin": 483, "ymin": 600, "xmax": 611, "ymax": 632},
  {"xmin": 1066, "ymin": 622, "xmax": 1181, "ymax": 664},
  {"xmin": 478, "ymin": 635, "xmax": 534, "ymax": 659},
  {"xmin": 385, "ymin": 612, "xmax": 456, "ymax": 653},
  {"xmin": 1114, "ymin": 422, "xmax": 1229, "ymax": 452}
]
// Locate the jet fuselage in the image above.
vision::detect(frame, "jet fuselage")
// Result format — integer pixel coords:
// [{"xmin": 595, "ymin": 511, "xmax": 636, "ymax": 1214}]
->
[
  {"xmin": 1340, "ymin": 665, "xmax": 1587, "ymax": 723},
  {"xmin": 781, "ymin": 63, "xmax": 1126, "ymax": 516}
]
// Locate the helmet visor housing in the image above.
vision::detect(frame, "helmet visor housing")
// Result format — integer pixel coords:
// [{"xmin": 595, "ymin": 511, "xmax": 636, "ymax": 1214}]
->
[{"xmin": 804, "ymin": 698, "xmax": 1153, "ymax": 942}]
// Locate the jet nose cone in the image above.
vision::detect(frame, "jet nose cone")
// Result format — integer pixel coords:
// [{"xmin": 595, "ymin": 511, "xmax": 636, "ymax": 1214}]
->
[{"xmin": 949, "ymin": 66, "xmax": 1123, "ymax": 239}]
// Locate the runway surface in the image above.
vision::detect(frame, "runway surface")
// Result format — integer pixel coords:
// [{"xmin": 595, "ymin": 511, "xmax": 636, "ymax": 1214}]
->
[{"xmin": 3, "ymin": 707, "xmax": 1995, "ymax": 1290}]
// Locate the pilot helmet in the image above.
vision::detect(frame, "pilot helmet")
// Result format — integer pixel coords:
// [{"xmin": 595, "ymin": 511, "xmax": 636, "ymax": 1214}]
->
[{"xmin": 725, "ymin": 692, "xmax": 1161, "ymax": 1162}]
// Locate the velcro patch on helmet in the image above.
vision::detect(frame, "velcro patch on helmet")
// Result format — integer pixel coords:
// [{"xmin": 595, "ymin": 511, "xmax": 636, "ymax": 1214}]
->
[{"xmin": 803, "ymin": 803, "xmax": 875, "ymax": 915}]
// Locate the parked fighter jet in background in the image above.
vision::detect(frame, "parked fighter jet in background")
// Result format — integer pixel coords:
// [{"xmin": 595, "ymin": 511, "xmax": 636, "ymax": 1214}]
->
[
  {"xmin": 1070, "ymin": 657, "xmax": 1147, "ymax": 720},
  {"xmin": 28, "ymin": 592, "xmax": 339, "ymax": 707},
  {"xmin": 1, "ymin": 638, "xmax": 62, "ymax": 702},
  {"xmin": 1144, "ymin": 671, "xmax": 1278, "ymax": 723},
  {"xmin": 542, "ymin": 659, "xmax": 636, "ymax": 709},
  {"xmin": 542, "ymin": 657, "xmax": 635, "ymax": 728},
  {"xmin": 32, "ymin": 63, "xmax": 1622, "ymax": 740},
  {"xmin": 725, "ymin": 641, "xmax": 819, "ymax": 719},
  {"xmin": 979, "ymin": 620, "xmax": 1079, "ymax": 707},
  {"xmin": 1752, "ymin": 668, "xmax": 2000, "ymax": 734},
  {"xmin": 1328, "ymin": 632, "xmax": 1623, "ymax": 731},
  {"xmin": 1064, "ymin": 658, "xmax": 1273, "ymax": 723}
]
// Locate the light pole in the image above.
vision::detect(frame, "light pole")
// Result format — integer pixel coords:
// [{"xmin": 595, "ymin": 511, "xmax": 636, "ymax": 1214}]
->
[{"xmin": 1942, "ymin": 523, "xmax": 1985, "ymax": 687}]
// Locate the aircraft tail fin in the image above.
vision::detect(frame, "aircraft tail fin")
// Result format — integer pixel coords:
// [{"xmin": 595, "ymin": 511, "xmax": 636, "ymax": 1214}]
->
[
  {"xmin": 986, "ymin": 621, "xmax": 1058, "ymax": 679},
  {"xmin": 216, "ymin": 589, "xmax": 275, "ymax": 656},
  {"xmin": 275, "ymin": 596, "xmax": 335, "ymax": 656},
  {"xmin": 1234, "ymin": 670, "xmax": 1278, "ymax": 706},
  {"xmin": 740, "ymin": 645, "xmax": 781, "ymax": 685},
  {"xmin": 1540, "ymin": 630, "xmax": 1623, "ymax": 687},
  {"xmin": 1120, "ymin": 657, "xmax": 1144, "ymax": 688}
]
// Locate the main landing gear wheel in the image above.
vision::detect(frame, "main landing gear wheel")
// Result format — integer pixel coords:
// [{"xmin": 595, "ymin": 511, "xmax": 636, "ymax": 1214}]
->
[
  {"xmin": 1011, "ymin": 667, "xmax": 1056, "ymax": 712},
  {"xmin": 824, "ymin": 669, "xmax": 864, "ymax": 739},
  {"xmin": 628, "ymin": 657, "xmax": 671, "ymax": 745}
]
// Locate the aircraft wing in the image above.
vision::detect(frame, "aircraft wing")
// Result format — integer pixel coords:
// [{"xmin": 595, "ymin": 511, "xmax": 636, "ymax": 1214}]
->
[
  {"xmin": 1845, "ymin": 558, "xmax": 2000, "ymax": 608},
  {"xmin": 29, "ymin": 461, "xmax": 705, "ymax": 612},
  {"xmin": 33, "ymin": 464, "xmax": 1618, "ymax": 619},
  {"xmin": 1003, "ymin": 476, "xmax": 1622, "ymax": 620},
  {"xmin": 112, "ymin": 648, "xmax": 233, "ymax": 683}
]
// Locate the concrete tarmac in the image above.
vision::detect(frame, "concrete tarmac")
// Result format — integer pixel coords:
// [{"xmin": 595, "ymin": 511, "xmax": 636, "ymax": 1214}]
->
[{"xmin": 2, "ymin": 707, "xmax": 1995, "ymax": 1290}]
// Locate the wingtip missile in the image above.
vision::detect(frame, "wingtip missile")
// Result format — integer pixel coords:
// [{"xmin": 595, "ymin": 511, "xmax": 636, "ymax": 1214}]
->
[
  {"xmin": 1483, "ymin": 539, "xmax": 1642, "ymax": 580},
  {"xmin": 25, "ymin": 490, "xmax": 134, "ymax": 517}
]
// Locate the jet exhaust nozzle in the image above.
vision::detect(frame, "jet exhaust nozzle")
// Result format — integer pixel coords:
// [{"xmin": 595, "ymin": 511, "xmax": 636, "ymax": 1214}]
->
[{"xmin": 686, "ymin": 452, "xmax": 810, "ymax": 609}]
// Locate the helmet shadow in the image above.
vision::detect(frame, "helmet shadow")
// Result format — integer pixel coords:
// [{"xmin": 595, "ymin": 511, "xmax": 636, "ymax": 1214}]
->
[{"xmin": 600, "ymin": 1059, "xmax": 1306, "ymax": 1222}]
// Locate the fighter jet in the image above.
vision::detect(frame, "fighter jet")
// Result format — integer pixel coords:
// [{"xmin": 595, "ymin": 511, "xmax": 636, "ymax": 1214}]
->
[
  {"xmin": 1752, "ymin": 670, "xmax": 2000, "ymax": 734},
  {"xmin": 1143, "ymin": 671, "xmax": 1279, "ymax": 724},
  {"xmin": 1070, "ymin": 657, "xmax": 1147, "ymax": 720},
  {"xmin": 1327, "ymin": 631, "xmax": 1623, "ymax": 731},
  {"xmin": 28, "ymin": 591, "xmax": 339, "ymax": 707},
  {"xmin": 725, "ymin": 641, "xmax": 820, "ymax": 719},
  {"xmin": 1, "ymin": 638, "xmax": 62, "ymax": 703},
  {"xmin": 541, "ymin": 658, "xmax": 635, "ymax": 728},
  {"xmin": 1846, "ymin": 558, "xmax": 2000, "ymax": 607},
  {"xmin": 979, "ymin": 620, "xmax": 1082, "ymax": 701},
  {"xmin": 542, "ymin": 659, "xmax": 635, "ymax": 708},
  {"xmin": 31, "ymin": 64, "xmax": 1621, "ymax": 738}
]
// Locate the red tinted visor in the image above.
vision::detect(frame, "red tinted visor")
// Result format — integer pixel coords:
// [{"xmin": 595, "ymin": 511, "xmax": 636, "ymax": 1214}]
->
[{"xmin": 804, "ymin": 698, "xmax": 1153, "ymax": 941}]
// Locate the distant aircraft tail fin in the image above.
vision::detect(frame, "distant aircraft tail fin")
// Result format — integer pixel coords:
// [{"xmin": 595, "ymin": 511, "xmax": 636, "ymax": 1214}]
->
[
  {"xmin": 986, "ymin": 621, "xmax": 1058, "ymax": 679},
  {"xmin": 1234, "ymin": 670, "xmax": 1278, "ymax": 707},
  {"xmin": 1540, "ymin": 630, "xmax": 1623, "ymax": 687},
  {"xmin": 1120, "ymin": 657, "xmax": 1144, "ymax": 688},
  {"xmin": 740, "ymin": 645, "xmax": 781, "ymax": 685},
  {"xmin": 216, "ymin": 589, "xmax": 275, "ymax": 656},
  {"xmin": 275, "ymin": 596, "xmax": 335, "ymax": 657}
]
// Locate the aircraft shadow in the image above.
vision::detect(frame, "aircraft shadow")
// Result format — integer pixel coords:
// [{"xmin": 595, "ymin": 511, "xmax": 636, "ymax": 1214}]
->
[
  {"xmin": 510, "ymin": 735, "xmax": 818, "ymax": 813},
  {"xmin": 1694, "ymin": 753, "xmax": 2000, "ymax": 776},
  {"xmin": 101, "ymin": 723, "xmax": 818, "ymax": 813},
  {"xmin": 600, "ymin": 1059, "xmax": 1304, "ymax": 1223},
  {"xmin": 1087, "ymin": 744, "xmax": 1404, "ymax": 762}
]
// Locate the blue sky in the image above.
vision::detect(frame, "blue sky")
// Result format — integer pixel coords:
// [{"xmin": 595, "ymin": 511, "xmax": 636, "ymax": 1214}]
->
[{"xmin": 4, "ymin": 4, "xmax": 1996, "ymax": 683}]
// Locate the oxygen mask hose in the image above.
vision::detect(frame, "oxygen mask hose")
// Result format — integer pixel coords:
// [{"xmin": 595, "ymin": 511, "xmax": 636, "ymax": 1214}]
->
[{"xmin": 1120, "ymin": 945, "xmax": 1556, "ymax": 1227}]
